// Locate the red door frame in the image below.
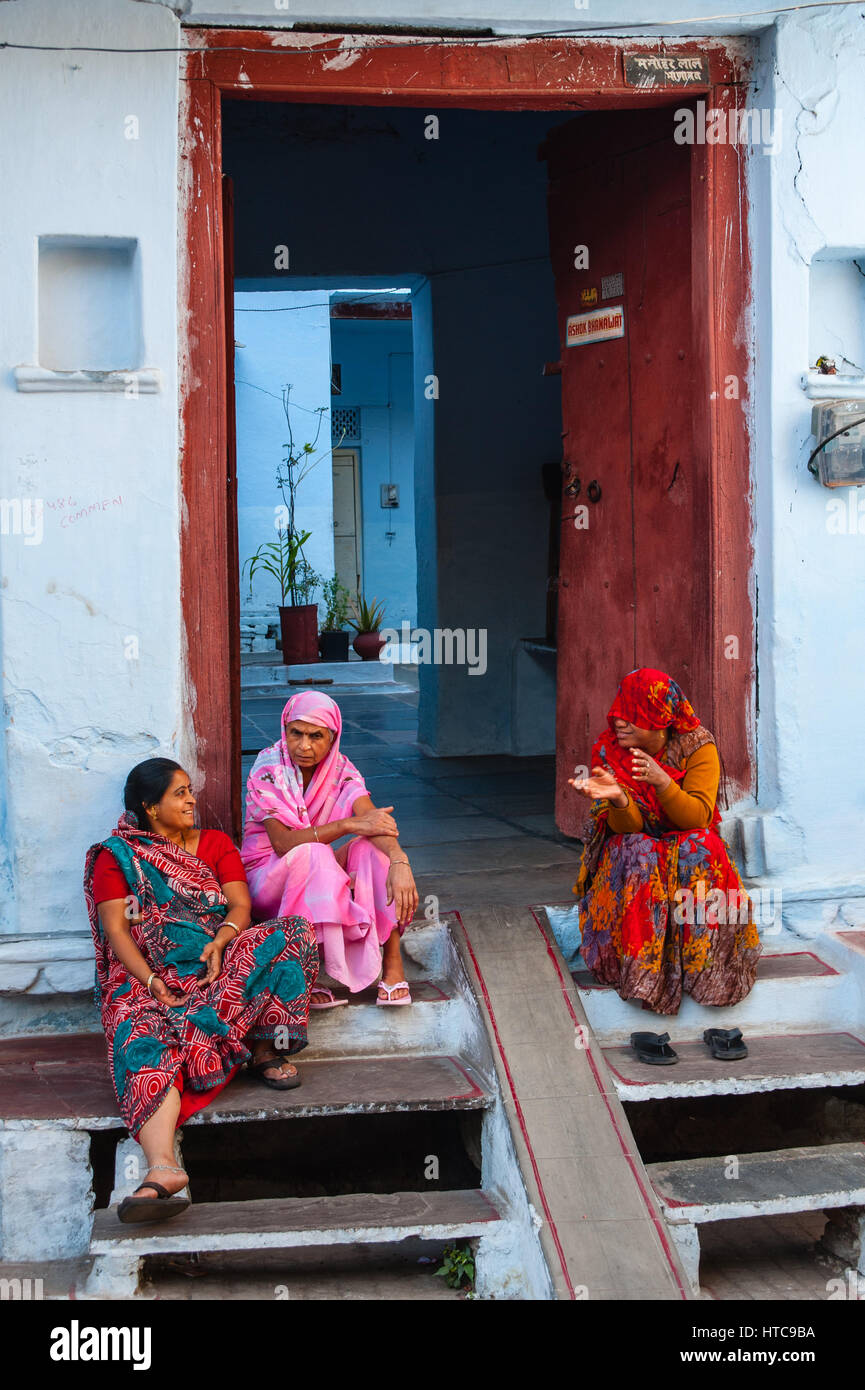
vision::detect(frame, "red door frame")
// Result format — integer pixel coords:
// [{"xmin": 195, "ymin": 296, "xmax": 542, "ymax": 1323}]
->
[{"xmin": 179, "ymin": 32, "xmax": 755, "ymax": 834}]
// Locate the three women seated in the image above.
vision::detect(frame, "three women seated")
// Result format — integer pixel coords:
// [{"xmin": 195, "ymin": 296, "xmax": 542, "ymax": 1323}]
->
[
  {"xmin": 84, "ymin": 690, "xmax": 418, "ymax": 1223},
  {"xmin": 85, "ymin": 667, "xmax": 759, "ymax": 1222}
]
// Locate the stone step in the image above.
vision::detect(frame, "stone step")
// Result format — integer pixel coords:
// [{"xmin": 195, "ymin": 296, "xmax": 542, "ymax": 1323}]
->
[
  {"xmin": 300, "ymin": 978, "xmax": 466, "ymax": 1059},
  {"xmin": 647, "ymin": 1141, "xmax": 865, "ymax": 1225},
  {"xmin": 573, "ymin": 949, "xmax": 858, "ymax": 1043},
  {"xmin": 0, "ymin": 1046, "xmax": 491, "ymax": 1130},
  {"xmin": 90, "ymin": 1187, "xmax": 503, "ymax": 1258},
  {"xmin": 645, "ymin": 1141, "xmax": 865, "ymax": 1292},
  {"xmin": 603, "ymin": 1030, "xmax": 865, "ymax": 1102}
]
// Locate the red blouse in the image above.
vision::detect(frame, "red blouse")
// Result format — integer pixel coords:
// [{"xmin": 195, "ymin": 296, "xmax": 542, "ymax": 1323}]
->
[{"xmin": 91, "ymin": 829, "xmax": 247, "ymax": 904}]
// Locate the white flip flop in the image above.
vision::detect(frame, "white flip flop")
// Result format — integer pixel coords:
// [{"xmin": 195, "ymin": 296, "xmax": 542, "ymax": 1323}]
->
[
  {"xmin": 309, "ymin": 985, "xmax": 349, "ymax": 1010},
  {"xmin": 376, "ymin": 979, "xmax": 412, "ymax": 1007}
]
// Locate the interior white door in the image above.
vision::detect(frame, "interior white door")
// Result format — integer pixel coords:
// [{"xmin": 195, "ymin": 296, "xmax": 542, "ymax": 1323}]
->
[{"xmin": 332, "ymin": 448, "xmax": 362, "ymax": 595}]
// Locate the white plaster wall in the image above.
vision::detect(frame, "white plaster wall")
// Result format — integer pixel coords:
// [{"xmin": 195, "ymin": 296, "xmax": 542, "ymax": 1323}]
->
[
  {"xmin": 0, "ymin": 0, "xmax": 182, "ymax": 977},
  {"xmin": 234, "ymin": 290, "xmax": 334, "ymax": 617},
  {"xmin": 748, "ymin": 8, "xmax": 865, "ymax": 891}
]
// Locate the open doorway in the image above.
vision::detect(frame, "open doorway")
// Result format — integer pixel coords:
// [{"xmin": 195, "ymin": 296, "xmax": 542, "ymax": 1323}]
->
[
  {"xmin": 232, "ymin": 279, "xmax": 419, "ymax": 661},
  {"xmin": 222, "ymin": 101, "xmax": 572, "ymax": 785},
  {"xmin": 179, "ymin": 38, "xmax": 753, "ymax": 837}
]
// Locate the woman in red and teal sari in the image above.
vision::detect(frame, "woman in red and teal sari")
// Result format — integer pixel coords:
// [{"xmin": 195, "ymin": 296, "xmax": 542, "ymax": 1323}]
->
[
  {"xmin": 84, "ymin": 758, "xmax": 319, "ymax": 1222},
  {"xmin": 570, "ymin": 669, "xmax": 761, "ymax": 1015}
]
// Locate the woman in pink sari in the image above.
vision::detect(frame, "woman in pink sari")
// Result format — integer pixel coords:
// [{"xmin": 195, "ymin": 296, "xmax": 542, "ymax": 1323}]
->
[{"xmin": 241, "ymin": 692, "xmax": 419, "ymax": 1006}]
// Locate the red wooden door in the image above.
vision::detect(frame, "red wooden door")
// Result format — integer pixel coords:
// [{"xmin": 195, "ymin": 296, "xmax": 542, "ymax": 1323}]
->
[
  {"xmin": 222, "ymin": 174, "xmax": 242, "ymax": 841},
  {"xmin": 544, "ymin": 109, "xmax": 711, "ymax": 837}
]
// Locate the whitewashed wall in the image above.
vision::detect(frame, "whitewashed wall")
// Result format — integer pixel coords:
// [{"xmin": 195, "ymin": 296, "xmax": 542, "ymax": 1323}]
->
[
  {"xmin": 742, "ymin": 8, "xmax": 865, "ymax": 904},
  {"xmin": 0, "ymin": 0, "xmax": 183, "ymax": 1027}
]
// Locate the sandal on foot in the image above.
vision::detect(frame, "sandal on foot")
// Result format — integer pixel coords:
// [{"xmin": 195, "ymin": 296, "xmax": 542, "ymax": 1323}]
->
[
  {"xmin": 248, "ymin": 1056, "xmax": 302, "ymax": 1090},
  {"xmin": 376, "ymin": 979, "xmax": 412, "ymax": 1007},
  {"xmin": 309, "ymin": 986, "xmax": 349, "ymax": 1011},
  {"xmin": 118, "ymin": 1166, "xmax": 190, "ymax": 1225},
  {"xmin": 630, "ymin": 1031, "xmax": 679, "ymax": 1065},
  {"xmin": 703, "ymin": 1027, "xmax": 748, "ymax": 1061}
]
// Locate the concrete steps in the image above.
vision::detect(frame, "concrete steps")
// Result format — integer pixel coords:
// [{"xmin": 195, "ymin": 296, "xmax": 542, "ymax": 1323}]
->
[
  {"xmin": 91, "ymin": 1188, "xmax": 502, "ymax": 1258},
  {"xmin": 87, "ymin": 1187, "xmax": 504, "ymax": 1299},
  {"xmin": 645, "ymin": 1141, "xmax": 865, "ymax": 1292},
  {"xmin": 71, "ymin": 922, "xmax": 550, "ymax": 1299},
  {"xmin": 573, "ymin": 940, "xmax": 859, "ymax": 1045},
  {"xmin": 602, "ymin": 1029, "xmax": 865, "ymax": 1102}
]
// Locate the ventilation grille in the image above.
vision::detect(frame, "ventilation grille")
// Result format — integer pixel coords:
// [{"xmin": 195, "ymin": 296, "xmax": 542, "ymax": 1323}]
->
[{"xmin": 332, "ymin": 407, "xmax": 360, "ymax": 444}]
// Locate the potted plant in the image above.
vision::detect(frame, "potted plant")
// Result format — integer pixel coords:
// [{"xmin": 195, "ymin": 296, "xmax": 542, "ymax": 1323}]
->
[
  {"xmin": 318, "ymin": 575, "xmax": 352, "ymax": 662},
  {"xmin": 242, "ymin": 386, "xmax": 328, "ymax": 666},
  {"xmin": 348, "ymin": 592, "xmax": 387, "ymax": 661}
]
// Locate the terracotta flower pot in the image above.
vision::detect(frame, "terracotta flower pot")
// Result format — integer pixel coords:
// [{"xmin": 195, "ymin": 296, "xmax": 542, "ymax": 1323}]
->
[
  {"xmin": 352, "ymin": 630, "xmax": 386, "ymax": 662},
  {"xmin": 279, "ymin": 604, "xmax": 319, "ymax": 665}
]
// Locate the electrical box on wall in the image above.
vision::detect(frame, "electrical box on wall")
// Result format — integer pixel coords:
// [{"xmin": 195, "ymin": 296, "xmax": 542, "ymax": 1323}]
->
[
  {"xmin": 380, "ymin": 483, "xmax": 399, "ymax": 508},
  {"xmin": 809, "ymin": 401, "xmax": 865, "ymax": 487}
]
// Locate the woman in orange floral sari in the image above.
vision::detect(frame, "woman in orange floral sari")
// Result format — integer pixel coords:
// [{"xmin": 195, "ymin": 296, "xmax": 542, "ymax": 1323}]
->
[{"xmin": 571, "ymin": 668, "xmax": 761, "ymax": 1015}]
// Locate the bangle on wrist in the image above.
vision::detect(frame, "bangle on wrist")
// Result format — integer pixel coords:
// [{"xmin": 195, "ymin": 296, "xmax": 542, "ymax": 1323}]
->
[
  {"xmin": 312, "ymin": 825, "xmax": 320, "ymax": 842},
  {"xmin": 223, "ymin": 921, "xmax": 242, "ymax": 936},
  {"xmin": 146, "ymin": 972, "xmax": 156, "ymax": 994},
  {"xmin": 391, "ymin": 857, "xmax": 410, "ymax": 866}
]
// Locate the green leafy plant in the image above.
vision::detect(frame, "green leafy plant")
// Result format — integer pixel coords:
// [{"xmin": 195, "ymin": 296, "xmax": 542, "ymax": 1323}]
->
[
  {"xmin": 293, "ymin": 558, "xmax": 321, "ymax": 607},
  {"xmin": 347, "ymin": 592, "xmax": 386, "ymax": 634},
  {"xmin": 242, "ymin": 385, "xmax": 329, "ymax": 607},
  {"xmin": 320, "ymin": 575, "xmax": 352, "ymax": 633},
  {"xmin": 434, "ymin": 1242, "xmax": 475, "ymax": 1293},
  {"xmin": 243, "ymin": 527, "xmax": 312, "ymax": 608}
]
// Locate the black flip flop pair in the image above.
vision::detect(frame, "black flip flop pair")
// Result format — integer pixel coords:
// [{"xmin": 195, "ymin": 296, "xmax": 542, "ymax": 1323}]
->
[{"xmin": 629, "ymin": 1027, "xmax": 748, "ymax": 1065}]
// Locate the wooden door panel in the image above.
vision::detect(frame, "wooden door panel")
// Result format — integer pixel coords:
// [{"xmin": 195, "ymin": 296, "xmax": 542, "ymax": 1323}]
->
[
  {"xmin": 622, "ymin": 139, "xmax": 711, "ymax": 720},
  {"xmin": 545, "ymin": 110, "xmax": 708, "ymax": 837},
  {"xmin": 548, "ymin": 138, "xmax": 635, "ymax": 826}
]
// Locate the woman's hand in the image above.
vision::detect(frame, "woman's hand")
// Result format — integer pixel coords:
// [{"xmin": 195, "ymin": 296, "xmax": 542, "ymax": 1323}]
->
[
  {"xmin": 630, "ymin": 749, "xmax": 671, "ymax": 791},
  {"xmin": 199, "ymin": 939, "xmax": 224, "ymax": 984},
  {"xmin": 386, "ymin": 860, "xmax": 419, "ymax": 928},
  {"xmin": 351, "ymin": 805, "xmax": 399, "ymax": 838},
  {"xmin": 148, "ymin": 977, "xmax": 191, "ymax": 1007},
  {"xmin": 569, "ymin": 765, "xmax": 627, "ymax": 806}
]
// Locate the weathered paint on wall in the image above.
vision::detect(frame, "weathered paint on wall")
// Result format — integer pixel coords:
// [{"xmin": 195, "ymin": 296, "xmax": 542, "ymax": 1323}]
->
[
  {"xmin": 0, "ymin": 0, "xmax": 182, "ymax": 1028},
  {"xmin": 742, "ymin": 10, "xmax": 865, "ymax": 892}
]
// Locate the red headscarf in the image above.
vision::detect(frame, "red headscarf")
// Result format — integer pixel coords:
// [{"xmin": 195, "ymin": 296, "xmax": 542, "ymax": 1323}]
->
[{"xmin": 590, "ymin": 668, "xmax": 707, "ymax": 824}]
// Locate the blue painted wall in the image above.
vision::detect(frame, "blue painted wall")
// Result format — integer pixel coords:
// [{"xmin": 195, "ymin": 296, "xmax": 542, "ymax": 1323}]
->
[{"xmin": 330, "ymin": 317, "xmax": 416, "ymax": 629}]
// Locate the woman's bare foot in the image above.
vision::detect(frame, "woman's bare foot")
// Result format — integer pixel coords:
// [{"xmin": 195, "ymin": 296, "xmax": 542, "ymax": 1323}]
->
[
  {"xmin": 252, "ymin": 1041, "xmax": 298, "ymax": 1082},
  {"xmin": 379, "ymin": 929, "xmax": 410, "ymax": 1002},
  {"xmin": 133, "ymin": 1160, "xmax": 188, "ymax": 1200}
]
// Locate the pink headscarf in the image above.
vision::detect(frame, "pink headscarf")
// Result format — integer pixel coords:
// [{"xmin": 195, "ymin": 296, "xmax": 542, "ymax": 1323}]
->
[{"xmin": 241, "ymin": 691, "xmax": 368, "ymax": 873}]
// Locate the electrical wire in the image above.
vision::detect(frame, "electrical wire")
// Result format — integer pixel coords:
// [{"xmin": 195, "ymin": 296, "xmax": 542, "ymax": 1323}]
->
[
  {"xmin": 0, "ymin": 2, "xmax": 862, "ymax": 60},
  {"xmin": 236, "ymin": 291, "xmax": 411, "ymax": 312},
  {"xmin": 806, "ymin": 415, "xmax": 865, "ymax": 477}
]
